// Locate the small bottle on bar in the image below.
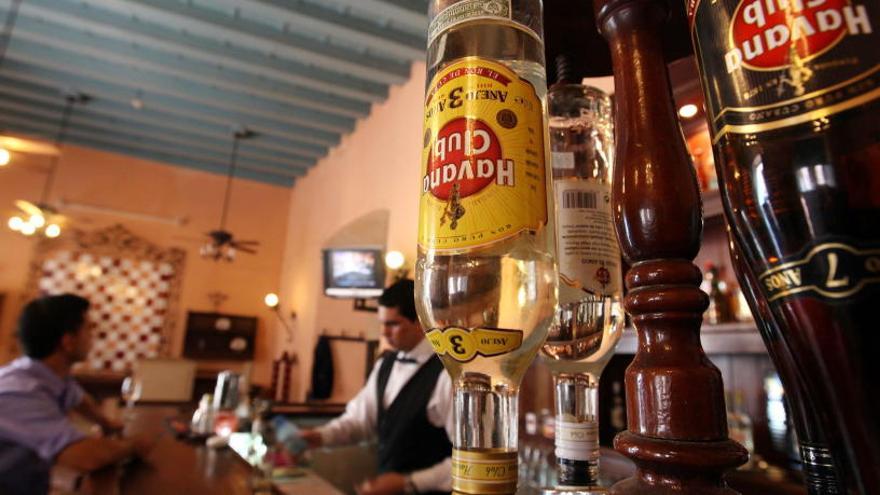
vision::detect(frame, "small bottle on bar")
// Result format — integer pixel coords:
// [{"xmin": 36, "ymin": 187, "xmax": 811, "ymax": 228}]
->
[{"xmin": 540, "ymin": 60, "xmax": 623, "ymax": 493}]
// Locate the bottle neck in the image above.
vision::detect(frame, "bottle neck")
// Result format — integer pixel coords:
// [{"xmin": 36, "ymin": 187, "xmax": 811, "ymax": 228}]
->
[
  {"xmin": 553, "ymin": 373, "xmax": 600, "ymax": 487},
  {"xmin": 453, "ymin": 378, "xmax": 519, "ymax": 494},
  {"xmin": 801, "ymin": 443, "xmax": 844, "ymax": 495}
]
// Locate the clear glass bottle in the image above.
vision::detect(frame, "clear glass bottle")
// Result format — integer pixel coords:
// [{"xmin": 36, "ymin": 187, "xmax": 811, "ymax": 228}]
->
[
  {"xmin": 416, "ymin": 1, "xmax": 557, "ymax": 493},
  {"xmin": 540, "ymin": 71, "xmax": 623, "ymax": 491}
]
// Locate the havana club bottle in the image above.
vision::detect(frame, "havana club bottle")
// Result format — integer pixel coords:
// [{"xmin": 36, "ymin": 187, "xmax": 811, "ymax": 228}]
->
[
  {"xmin": 728, "ymin": 230, "xmax": 843, "ymax": 493},
  {"xmin": 416, "ymin": 1, "xmax": 557, "ymax": 493},
  {"xmin": 690, "ymin": 0, "xmax": 880, "ymax": 491}
]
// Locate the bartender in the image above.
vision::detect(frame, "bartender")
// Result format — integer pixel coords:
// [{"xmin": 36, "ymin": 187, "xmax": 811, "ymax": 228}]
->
[{"xmin": 301, "ymin": 279, "xmax": 453, "ymax": 495}]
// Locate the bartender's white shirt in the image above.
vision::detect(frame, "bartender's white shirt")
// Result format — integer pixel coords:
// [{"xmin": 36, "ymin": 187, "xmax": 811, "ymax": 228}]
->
[{"xmin": 317, "ymin": 338, "xmax": 454, "ymax": 492}]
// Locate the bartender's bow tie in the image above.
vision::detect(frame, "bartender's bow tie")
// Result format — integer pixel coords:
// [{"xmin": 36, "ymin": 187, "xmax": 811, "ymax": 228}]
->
[{"xmin": 395, "ymin": 355, "xmax": 418, "ymax": 364}]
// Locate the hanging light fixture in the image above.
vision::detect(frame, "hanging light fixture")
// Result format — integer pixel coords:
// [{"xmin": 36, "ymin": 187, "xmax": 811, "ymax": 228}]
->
[
  {"xmin": 199, "ymin": 126, "xmax": 260, "ymax": 262},
  {"xmin": 0, "ymin": 0, "xmax": 23, "ymax": 72},
  {"xmin": 7, "ymin": 91, "xmax": 89, "ymax": 239},
  {"xmin": 0, "ymin": 0, "xmax": 24, "ymax": 170}
]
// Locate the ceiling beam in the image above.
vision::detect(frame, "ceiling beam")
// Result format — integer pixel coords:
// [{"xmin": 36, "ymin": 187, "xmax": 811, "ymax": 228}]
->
[
  {"xmin": 225, "ymin": 0, "xmax": 425, "ymax": 60},
  {"xmin": 0, "ymin": 63, "xmax": 339, "ymax": 150},
  {"xmin": 0, "ymin": 0, "xmax": 429, "ymax": 185},
  {"xmin": 82, "ymin": 0, "xmax": 410, "ymax": 84},
  {"xmin": 7, "ymin": 14, "xmax": 372, "ymax": 119},
  {"xmin": 1, "ymin": 119, "xmax": 301, "ymax": 184},
  {"xmin": 0, "ymin": 79, "xmax": 323, "ymax": 161},
  {"xmin": 320, "ymin": 0, "xmax": 428, "ymax": 34},
  {"xmin": 0, "ymin": 59, "xmax": 343, "ymax": 150},
  {"xmin": 7, "ymin": 0, "xmax": 389, "ymax": 102},
  {"xmin": 5, "ymin": 38, "xmax": 356, "ymax": 135},
  {"xmin": 0, "ymin": 93, "xmax": 316, "ymax": 168}
]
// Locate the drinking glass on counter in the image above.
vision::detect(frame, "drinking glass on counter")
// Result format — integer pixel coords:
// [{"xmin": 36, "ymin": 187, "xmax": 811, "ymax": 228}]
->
[{"xmin": 120, "ymin": 376, "xmax": 142, "ymax": 417}]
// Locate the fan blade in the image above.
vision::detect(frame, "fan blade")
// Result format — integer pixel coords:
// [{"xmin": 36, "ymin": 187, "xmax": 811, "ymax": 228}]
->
[
  {"xmin": 234, "ymin": 240, "xmax": 260, "ymax": 245},
  {"xmin": 232, "ymin": 245, "xmax": 258, "ymax": 254},
  {"xmin": 15, "ymin": 200, "xmax": 43, "ymax": 217}
]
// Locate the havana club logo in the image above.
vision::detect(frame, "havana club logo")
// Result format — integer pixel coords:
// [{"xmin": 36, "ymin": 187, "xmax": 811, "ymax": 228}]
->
[
  {"xmin": 725, "ymin": 0, "xmax": 872, "ymax": 73},
  {"xmin": 418, "ymin": 57, "xmax": 546, "ymax": 252},
  {"xmin": 422, "ymin": 117, "xmax": 514, "ymax": 201},
  {"xmin": 690, "ymin": 0, "xmax": 879, "ymax": 140}
]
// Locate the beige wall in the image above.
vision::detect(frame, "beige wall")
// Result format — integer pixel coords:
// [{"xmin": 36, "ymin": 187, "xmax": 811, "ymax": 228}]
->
[
  {"xmin": 276, "ymin": 63, "xmax": 426, "ymax": 403},
  {"xmin": 0, "ymin": 144, "xmax": 290, "ymax": 384}
]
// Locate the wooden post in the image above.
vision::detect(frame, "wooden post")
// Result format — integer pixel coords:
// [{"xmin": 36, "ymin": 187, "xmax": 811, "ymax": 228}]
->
[{"xmin": 593, "ymin": 0, "xmax": 749, "ymax": 491}]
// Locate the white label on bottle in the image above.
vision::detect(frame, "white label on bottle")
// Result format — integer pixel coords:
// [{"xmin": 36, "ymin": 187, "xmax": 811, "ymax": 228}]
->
[
  {"xmin": 555, "ymin": 420, "xmax": 599, "ymax": 462},
  {"xmin": 428, "ymin": 0, "xmax": 513, "ymax": 45},
  {"xmin": 554, "ymin": 179, "xmax": 622, "ymax": 295},
  {"xmin": 551, "ymin": 151, "xmax": 575, "ymax": 170}
]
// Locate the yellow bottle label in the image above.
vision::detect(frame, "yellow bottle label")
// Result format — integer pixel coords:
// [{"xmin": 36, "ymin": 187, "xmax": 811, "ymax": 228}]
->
[
  {"xmin": 452, "ymin": 449, "xmax": 518, "ymax": 494},
  {"xmin": 419, "ymin": 57, "xmax": 547, "ymax": 253},
  {"xmin": 426, "ymin": 326, "xmax": 523, "ymax": 363}
]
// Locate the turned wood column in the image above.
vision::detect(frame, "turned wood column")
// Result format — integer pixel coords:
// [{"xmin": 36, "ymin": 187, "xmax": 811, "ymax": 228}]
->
[{"xmin": 592, "ymin": 0, "xmax": 748, "ymax": 492}]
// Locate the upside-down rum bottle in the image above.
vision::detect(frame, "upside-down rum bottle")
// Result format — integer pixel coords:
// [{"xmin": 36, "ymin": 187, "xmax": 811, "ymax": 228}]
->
[
  {"xmin": 416, "ymin": 1, "xmax": 558, "ymax": 493},
  {"xmin": 690, "ymin": 0, "xmax": 880, "ymax": 492}
]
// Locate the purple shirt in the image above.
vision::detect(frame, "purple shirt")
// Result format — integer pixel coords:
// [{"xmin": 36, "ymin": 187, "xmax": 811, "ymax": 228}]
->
[{"xmin": 0, "ymin": 357, "xmax": 86, "ymax": 461}]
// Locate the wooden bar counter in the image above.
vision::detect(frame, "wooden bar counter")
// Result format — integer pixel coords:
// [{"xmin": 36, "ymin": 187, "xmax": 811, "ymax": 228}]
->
[{"xmin": 81, "ymin": 406, "xmax": 341, "ymax": 495}]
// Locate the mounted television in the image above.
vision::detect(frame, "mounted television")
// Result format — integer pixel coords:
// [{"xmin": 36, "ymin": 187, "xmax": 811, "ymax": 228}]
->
[{"xmin": 323, "ymin": 248, "xmax": 385, "ymax": 298}]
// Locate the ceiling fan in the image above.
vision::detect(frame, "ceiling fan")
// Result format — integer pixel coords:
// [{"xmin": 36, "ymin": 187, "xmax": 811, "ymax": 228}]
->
[
  {"xmin": 200, "ymin": 127, "xmax": 260, "ymax": 262},
  {"xmin": 6, "ymin": 91, "xmax": 89, "ymax": 238},
  {"xmin": 9, "ymin": 200, "xmax": 64, "ymax": 237}
]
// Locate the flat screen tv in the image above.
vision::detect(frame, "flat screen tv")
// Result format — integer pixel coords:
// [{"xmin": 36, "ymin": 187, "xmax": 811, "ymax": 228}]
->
[{"xmin": 323, "ymin": 248, "xmax": 385, "ymax": 298}]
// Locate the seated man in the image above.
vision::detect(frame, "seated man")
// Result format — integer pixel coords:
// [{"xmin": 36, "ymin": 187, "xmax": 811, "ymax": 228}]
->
[
  {"xmin": 0, "ymin": 294, "xmax": 154, "ymax": 494},
  {"xmin": 300, "ymin": 280, "xmax": 453, "ymax": 495}
]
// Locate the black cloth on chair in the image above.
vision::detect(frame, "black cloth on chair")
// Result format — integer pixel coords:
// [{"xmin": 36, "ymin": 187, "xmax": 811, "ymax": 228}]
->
[
  {"xmin": 0, "ymin": 439, "xmax": 51, "ymax": 495},
  {"xmin": 308, "ymin": 334, "xmax": 334, "ymax": 400}
]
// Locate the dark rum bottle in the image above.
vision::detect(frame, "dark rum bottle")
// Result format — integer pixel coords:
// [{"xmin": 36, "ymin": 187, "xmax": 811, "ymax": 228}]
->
[
  {"xmin": 728, "ymin": 230, "xmax": 843, "ymax": 494},
  {"xmin": 690, "ymin": 0, "xmax": 880, "ymax": 492}
]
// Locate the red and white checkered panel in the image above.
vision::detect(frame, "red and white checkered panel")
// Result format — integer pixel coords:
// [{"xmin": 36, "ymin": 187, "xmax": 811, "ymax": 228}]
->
[{"xmin": 37, "ymin": 250, "xmax": 175, "ymax": 372}]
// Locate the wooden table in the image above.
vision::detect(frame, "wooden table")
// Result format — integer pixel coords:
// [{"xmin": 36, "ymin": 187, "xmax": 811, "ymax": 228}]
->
[{"xmin": 86, "ymin": 406, "xmax": 340, "ymax": 495}]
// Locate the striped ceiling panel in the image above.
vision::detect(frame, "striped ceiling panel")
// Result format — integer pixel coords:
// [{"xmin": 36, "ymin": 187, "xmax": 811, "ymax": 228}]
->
[{"xmin": 0, "ymin": 0, "xmax": 429, "ymax": 186}]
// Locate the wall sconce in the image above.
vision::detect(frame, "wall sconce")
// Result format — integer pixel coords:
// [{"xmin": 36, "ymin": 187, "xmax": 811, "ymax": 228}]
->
[
  {"xmin": 0, "ymin": 148, "xmax": 10, "ymax": 167},
  {"xmin": 264, "ymin": 293, "xmax": 280, "ymax": 308},
  {"xmin": 384, "ymin": 250, "xmax": 408, "ymax": 281},
  {"xmin": 264, "ymin": 292, "xmax": 295, "ymax": 342}
]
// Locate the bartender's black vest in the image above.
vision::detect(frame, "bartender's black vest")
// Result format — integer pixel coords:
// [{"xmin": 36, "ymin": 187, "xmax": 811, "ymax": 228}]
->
[{"xmin": 376, "ymin": 351, "xmax": 452, "ymax": 494}]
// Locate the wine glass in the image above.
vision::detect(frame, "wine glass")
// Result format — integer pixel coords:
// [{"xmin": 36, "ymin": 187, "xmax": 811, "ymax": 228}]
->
[{"xmin": 120, "ymin": 377, "xmax": 142, "ymax": 418}]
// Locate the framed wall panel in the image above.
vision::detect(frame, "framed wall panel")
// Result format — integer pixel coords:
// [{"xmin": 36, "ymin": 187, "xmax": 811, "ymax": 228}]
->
[{"xmin": 24, "ymin": 224, "xmax": 185, "ymax": 372}]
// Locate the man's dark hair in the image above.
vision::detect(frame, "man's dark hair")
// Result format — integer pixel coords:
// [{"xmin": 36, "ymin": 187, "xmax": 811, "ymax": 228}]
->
[
  {"xmin": 378, "ymin": 279, "xmax": 417, "ymax": 322},
  {"xmin": 17, "ymin": 294, "xmax": 90, "ymax": 359}
]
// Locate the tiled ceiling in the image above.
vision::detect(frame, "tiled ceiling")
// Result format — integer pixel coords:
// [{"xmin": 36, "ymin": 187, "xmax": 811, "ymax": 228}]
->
[{"xmin": 0, "ymin": 0, "xmax": 429, "ymax": 186}]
